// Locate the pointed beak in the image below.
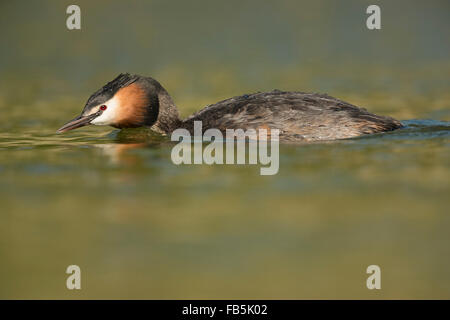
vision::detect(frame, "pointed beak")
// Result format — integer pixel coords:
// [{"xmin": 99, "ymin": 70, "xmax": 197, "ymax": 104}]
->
[{"xmin": 57, "ymin": 111, "xmax": 101, "ymax": 133}]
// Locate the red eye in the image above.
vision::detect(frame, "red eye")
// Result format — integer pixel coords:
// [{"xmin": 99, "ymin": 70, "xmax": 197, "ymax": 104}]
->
[{"xmin": 100, "ymin": 105, "xmax": 107, "ymax": 111}]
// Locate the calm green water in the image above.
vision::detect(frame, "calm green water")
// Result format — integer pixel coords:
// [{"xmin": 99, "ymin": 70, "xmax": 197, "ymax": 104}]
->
[{"xmin": 0, "ymin": 0, "xmax": 449, "ymax": 299}]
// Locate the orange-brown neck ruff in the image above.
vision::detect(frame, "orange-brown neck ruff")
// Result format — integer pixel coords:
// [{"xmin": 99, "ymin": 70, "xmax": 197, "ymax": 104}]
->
[{"xmin": 113, "ymin": 83, "xmax": 153, "ymax": 128}]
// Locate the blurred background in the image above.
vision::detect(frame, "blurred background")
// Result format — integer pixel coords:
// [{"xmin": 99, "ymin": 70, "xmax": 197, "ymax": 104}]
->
[{"xmin": 0, "ymin": 0, "xmax": 449, "ymax": 299}]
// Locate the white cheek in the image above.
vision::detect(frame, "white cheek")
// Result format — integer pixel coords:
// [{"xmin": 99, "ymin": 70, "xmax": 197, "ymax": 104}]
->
[{"xmin": 90, "ymin": 97, "xmax": 120, "ymax": 125}]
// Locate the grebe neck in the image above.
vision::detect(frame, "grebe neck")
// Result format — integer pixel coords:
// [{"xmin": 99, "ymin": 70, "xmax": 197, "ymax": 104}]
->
[{"xmin": 151, "ymin": 87, "xmax": 182, "ymax": 134}]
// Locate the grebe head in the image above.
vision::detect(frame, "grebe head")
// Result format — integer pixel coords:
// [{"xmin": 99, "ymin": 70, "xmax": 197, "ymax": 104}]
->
[{"xmin": 57, "ymin": 73, "xmax": 164, "ymax": 133}]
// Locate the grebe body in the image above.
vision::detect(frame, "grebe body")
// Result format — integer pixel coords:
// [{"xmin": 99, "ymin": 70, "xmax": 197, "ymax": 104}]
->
[{"xmin": 57, "ymin": 73, "xmax": 403, "ymax": 141}]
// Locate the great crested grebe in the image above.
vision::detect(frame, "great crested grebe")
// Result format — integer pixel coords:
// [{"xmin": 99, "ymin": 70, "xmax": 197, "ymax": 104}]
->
[{"xmin": 57, "ymin": 73, "xmax": 403, "ymax": 141}]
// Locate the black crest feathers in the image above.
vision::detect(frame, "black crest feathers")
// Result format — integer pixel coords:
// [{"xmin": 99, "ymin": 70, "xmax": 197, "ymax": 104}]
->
[{"xmin": 83, "ymin": 73, "xmax": 140, "ymax": 113}]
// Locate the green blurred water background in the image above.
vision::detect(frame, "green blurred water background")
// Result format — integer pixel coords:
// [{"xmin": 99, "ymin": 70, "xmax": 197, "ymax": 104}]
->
[{"xmin": 0, "ymin": 0, "xmax": 449, "ymax": 299}]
